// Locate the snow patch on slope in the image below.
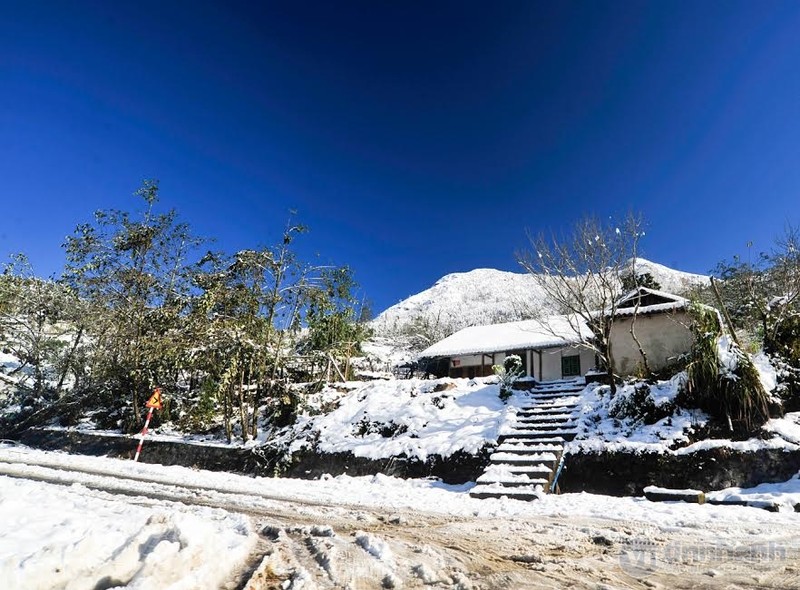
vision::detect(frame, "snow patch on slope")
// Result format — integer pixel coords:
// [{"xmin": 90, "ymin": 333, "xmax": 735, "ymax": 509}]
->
[
  {"xmin": 290, "ymin": 377, "xmax": 516, "ymax": 460},
  {"xmin": 374, "ymin": 267, "xmax": 550, "ymax": 334}
]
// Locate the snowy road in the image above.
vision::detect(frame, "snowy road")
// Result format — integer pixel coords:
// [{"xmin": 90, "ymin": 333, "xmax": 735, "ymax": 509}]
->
[{"xmin": 1, "ymin": 445, "xmax": 799, "ymax": 589}]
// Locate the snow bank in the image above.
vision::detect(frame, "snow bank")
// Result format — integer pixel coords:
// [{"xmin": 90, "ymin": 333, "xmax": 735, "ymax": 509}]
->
[
  {"xmin": 3, "ymin": 445, "xmax": 799, "ymax": 542},
  {"xmin": 290, "ymin": 377, "xmax": 515, "ymax": 460},
  {"xmin": 707, "ymin": 471, "xmax": 800, "ymax": 511},
  {"xmin": 0, "ymin": 474, "xmax": 255, "ymax": 590},
  {"xmin": 569, "ymin": 377, "xmax": 705, "ymax": 454},
  {"xmin": 764, "ymin": 412, "xmax": 800, "ymax": 445},
  {"xmin": 752, "ymin": 352, "xmax": 778, "ymax": 393},
  {"xmin": 568, "ymin": 375, "xmax": 800, "ymax": 455}
]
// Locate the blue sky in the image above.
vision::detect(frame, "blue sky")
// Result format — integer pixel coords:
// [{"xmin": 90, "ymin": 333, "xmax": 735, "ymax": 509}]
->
[{"xmin": 2, "ymin": 1, "xmax": 800, "ymax": 313}]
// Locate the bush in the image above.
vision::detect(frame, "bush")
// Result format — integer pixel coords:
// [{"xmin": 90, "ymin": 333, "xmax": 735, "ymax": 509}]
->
[
  {"xmin": 609, "ymin": 383, "xmax": 675, "ymax": 425},
  {"xmin": 493, "ymin": 355, "xmax": 523, "ymax": 402},
  {"xmin": 685, "ymin": 304, "xmax": 771, "ymax": 430}
]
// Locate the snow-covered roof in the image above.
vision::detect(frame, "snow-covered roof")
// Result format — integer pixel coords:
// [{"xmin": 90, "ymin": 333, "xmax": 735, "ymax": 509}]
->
[
  {"xmin": 613, "ymin": 287, "xmax": 690, "ymax": 317},
  {"xmin": 419, "ymin": 315, "xmax": 593, "ymax": 359}
]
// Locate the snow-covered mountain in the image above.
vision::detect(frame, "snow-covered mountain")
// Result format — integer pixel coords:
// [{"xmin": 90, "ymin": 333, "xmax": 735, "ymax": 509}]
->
[{"xmin": 373, "ymin": 258, "xmax": 709, "ymax": 339}]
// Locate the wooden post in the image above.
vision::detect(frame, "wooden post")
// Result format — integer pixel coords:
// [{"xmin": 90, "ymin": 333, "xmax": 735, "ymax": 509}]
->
[{"xmin": 133, "ymin": 406, "xmax": 154, "ymax": 462}]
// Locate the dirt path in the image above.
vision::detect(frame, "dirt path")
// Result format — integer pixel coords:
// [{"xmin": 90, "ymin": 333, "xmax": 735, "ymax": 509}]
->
[{"xmin": 1, "ymin": 454, "xmax": 797, "ymax": 589}]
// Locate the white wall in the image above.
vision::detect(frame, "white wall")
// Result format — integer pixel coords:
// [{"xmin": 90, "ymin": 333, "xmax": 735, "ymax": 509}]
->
[
  {"xmin": 448, "ymin": 345, "xmax": 597, "ymax": 381},
  {"xmin": 610, "ymin": 310, "xmax": 693, "ymax": 376},
  {"xmin": 532, "ymin": 345, "xmax": 596, "ymax": 381},
  {"xmin": 451, "ymin": 353, "xmax": 495, "ymax": 367}
]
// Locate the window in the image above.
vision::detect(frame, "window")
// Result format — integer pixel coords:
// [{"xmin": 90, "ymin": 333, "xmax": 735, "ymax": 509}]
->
[{"xmin": 561, "ymin": 354, "xmax": 581, "ymax": 377}]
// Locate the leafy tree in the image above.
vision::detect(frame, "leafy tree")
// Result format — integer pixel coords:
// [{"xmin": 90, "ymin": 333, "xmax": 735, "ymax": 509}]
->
[
  {"xmin": 189, "ymin": 221, "xmax": 311, "ymax": 441},
  {"xmin": 0, "ymin": 257, "xmax": 64, "ymax": 395},
  {"xmin": 62, "ymin": 180, "xmax": 203, "ymax": 429},
  {"xmin": 712, "ymin": 225, "xmax": 800, "ymax": 355},
  {"xmin": 303, "ymin": 266, "xmax": 371, "ymax": 381}
]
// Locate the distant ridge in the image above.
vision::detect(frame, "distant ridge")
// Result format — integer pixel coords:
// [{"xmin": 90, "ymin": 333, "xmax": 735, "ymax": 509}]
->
[{"xmin": 373, "ymin": 258, "xmax": 709, "ymax": 339}]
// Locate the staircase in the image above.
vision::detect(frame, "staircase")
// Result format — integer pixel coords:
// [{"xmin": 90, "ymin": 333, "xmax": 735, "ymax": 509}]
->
[{"xmin": 470, "ymin": 378, "xmax": 586, "ymax": 501}]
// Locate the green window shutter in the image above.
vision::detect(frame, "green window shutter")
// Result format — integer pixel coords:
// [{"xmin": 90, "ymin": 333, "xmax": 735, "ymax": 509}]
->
[{"xmin": 561, "ymin": 354, "xmax": 581, "ymax": 377}]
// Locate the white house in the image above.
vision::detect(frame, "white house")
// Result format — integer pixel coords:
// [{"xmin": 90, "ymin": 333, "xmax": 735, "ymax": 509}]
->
[
  {"xmin": 419, "ymin": 315, "xmax": 596, "ymax": 381},
  {"xmin": 419, "ymin": 287, "xmax": 699, "ymax": 381}
]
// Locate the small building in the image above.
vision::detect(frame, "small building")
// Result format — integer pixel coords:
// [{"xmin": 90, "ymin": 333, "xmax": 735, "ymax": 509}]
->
[
  {"xmin": 608, "ymin": 287, "xmax": 694, "ymax": 376},
  {"xmin": 419, "ymin": 287, "xmax": 700, "ymax": 381},
  {"xmin": 419, "ymin": 315, "xmax": 596, "ymax": 381}
]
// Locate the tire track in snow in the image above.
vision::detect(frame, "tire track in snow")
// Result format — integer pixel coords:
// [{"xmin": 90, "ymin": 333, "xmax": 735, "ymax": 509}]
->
[{"xmin": 3, "ymin": 450, "xmax": 799, "ymax": 589}]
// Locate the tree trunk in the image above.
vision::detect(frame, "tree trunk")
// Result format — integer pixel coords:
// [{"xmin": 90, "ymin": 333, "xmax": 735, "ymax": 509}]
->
[
  {"xmin": 56, "ymin": 326, "xmax": 84, "ymax": 394},
  {"xmin": 238, "ymin": 369, "xmax": 248, "ymax": 443},
  {"xmin": 629, "ymin": 303, "xmax": 651, "ymax": 377},
  {"xmin": 223, "ymin": 383, "xmax": 232, "ymax": 444},
  {"xmin": 710, "ymin": 277, "xmax": 741, "ymax": 346},
  {"xmin": 605, "ymin": 328, "xmax": 617, "ymax": 395}
]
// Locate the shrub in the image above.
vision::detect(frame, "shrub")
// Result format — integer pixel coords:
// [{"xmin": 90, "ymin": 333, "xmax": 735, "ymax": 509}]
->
[
  {"xmin": 493, "ymin": 355, "xmax": 523, "ymax": 402},
  {"xmin": 685, "ymin": 304, "xmax": 771, "ymax": 430},
  {"xmin": 609, "ymin": 383, "xmax": 675, "ymax": 425}
]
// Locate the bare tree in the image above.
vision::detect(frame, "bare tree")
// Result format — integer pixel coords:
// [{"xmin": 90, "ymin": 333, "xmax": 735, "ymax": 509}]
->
[{"xmin": 517, "ymin": 214, "xmax": 645, "ymax": 392}]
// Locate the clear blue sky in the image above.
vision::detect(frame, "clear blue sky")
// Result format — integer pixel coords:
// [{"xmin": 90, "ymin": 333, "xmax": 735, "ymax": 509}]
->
[{"xmin": 2, "ymin": 1, "xmax": 800, "ymax": 313}]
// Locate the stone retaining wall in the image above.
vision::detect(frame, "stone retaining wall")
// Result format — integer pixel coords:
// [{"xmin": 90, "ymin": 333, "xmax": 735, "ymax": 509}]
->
[
  {"xmin": 17, "ymin": 428, "xmax": 491, "ymax": 484},
  {"xmin": 558, "ymin": 447, "xmax": 800, "ymax": 496},
  {"xmin": 17, "ymin": 429, "xmax": 800, "ymax": 494}
]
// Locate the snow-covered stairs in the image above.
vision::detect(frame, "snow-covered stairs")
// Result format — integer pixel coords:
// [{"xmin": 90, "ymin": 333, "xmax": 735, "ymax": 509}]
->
[{"xmin": 470, "ymin": 378, "xmax": 585, "ymax": 501}]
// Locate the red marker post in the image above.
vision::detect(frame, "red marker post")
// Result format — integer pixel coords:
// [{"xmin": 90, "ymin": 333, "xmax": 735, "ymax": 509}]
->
[{"xmin": 134, "ymin": 388, "xmax": 163, "ymax": 462}]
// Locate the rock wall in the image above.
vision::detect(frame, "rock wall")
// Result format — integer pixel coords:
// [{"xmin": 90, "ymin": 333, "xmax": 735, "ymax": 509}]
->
[
  {"xmin": 17, "ymin": 428, "xmax": 491, "ymax": 484},
  {"xmin": 18, "ymin": 429, "xmax": 800, "ymax": 493},
  {"xmin": 282, "ymin": 448, "xmax": 491, "ymax": 484},
  {"xmin": 558, "ymin": 447, "xmax": 800, "ymax": 495},
  {"xmin": 18, "ymin": 429, "xmax": 273, "ymax": 474}
]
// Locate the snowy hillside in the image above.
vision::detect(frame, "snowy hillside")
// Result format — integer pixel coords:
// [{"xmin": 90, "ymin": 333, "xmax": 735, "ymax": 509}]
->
[
  {"xmin": 374, "ymin": 268, "xmax": 551, "ymax": 334},
  {"xmin": 631, "ymin": 258, "xmax": 710, "ymax": 293},
  {"xmin": 373, "ymin": 258, "xmax": 709, "ymax": 339}
]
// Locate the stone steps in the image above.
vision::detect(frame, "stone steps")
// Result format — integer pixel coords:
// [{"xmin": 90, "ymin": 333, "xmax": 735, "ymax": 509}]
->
[
  {"xmin": 484, "ymin": 463, "xmax": 550, "ymax": 473},
  {"xmin": 495, "ymin": 443, "xmax": 563, "ymax": 453},
  {"xmin": 470, "ymin": 484, "xmax": 544, "ymax": 501},
  {"xmin": 517, "ymin": 408, "xmax": 577, "ymax": 416},
  {"xmin": 497, "ymin": 434, "xmax": 567, "ymax": 445},
  {"xmin": 488, "ymin": 451, "xmax": 558, "ymax": 462},
  {"xmin": 515, "ymin": 413, "xmax": 575, "ymax": 422},
  {"xmin": 520, "ymin": 401, "xmax": 580, "ymax": 410},
  {"xmin": 470, "ymin": 379, "xmax": 586, "ymax": 501},
  {"xmin": 515, "ymin": 417, "xmax": 578, "ymax": 426}
]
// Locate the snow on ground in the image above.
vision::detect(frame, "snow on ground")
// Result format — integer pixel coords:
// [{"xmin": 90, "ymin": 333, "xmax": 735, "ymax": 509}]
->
[
  {"xmin": 753, "ymin": 351, "xmax": 779, "ymax": 393},
  {"xmin": 1, "ymin": 444, "xmax": 798, "ymax": 529},
  {"xmin": 290, "ymin": 376, "xmax": 515, "ymax": 460},
  {"xmin": 41, "ymin": 369, "xmax": 800, "ymax": 465},
  {"xmin": 708, "ymin": 472, "xmax": 800, "ymax": 511},
  {"xmin": 763, "ymin": 411, "xmax": 800, "ymax": 445},
  {"xmin": 0, "ymin": 465, "xmax": 255, "ymax": 590},
  {"xmin": 569, "ymin": 375, "xmax": 800, "ymax": 455},
  {"xmin": 569, "ymin": 375, "xmax": 707, "ymax": 453},
  {"xmin": 3, "ymin": 445, "xmax": 800, "ymax": 589}
]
